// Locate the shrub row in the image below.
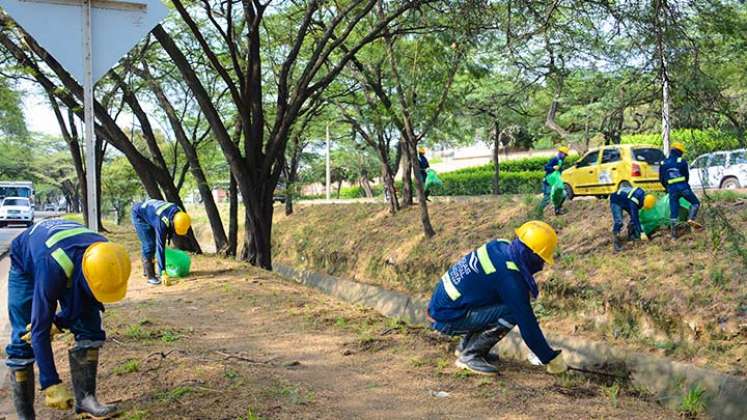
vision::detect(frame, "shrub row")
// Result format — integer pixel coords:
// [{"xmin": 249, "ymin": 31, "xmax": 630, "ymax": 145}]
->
[
  {"xmin": 431, "ymin": 170, "xmax": 544, "ymax": 196},
  {"xmin": 621, "ymin": 129, "xmax": 742, "ymax": 156},
  {"xmin": 447, "ymin": 154, "xmax": 579, "ymax": 176}
]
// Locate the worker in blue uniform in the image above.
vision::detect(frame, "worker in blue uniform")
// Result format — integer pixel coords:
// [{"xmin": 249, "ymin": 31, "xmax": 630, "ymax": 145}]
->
[
  {"xmin": 417, "ymin": 146, "xmax": 431, "ymax": 200},
  {"xmin": 658, "ymin": 142, "xmax": 702, "ymax": 238},
  {"xmin": 427, "ymin": 221, "xmax": 568, "ymax": 375},
  {"xmin": 610, "ymin": 187, "xmax": 656, "ymax": 251},
  {"xmin": 538, "ymin": 146, "xmax": 569, "ymax": 216},
  {"xmin": 5, "ymin": 219, "xmax": 131, "ymax": 419},
  {"xmin": 131, "ymin": 199, "xmax": 191, "ymax": 285}
]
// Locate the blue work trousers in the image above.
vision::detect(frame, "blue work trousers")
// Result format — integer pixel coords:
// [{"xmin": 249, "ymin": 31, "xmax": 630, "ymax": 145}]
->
[
  {"xmin": 5, "ymin": 268, "xmax": 105, "ymax": 370},
  {"xmin": 668, "ymin": 184, "xmax": 700, "ymax": 222},
  {"xmin": 131, "ymin": 210, "xmax": 156, "ymax": 261},
  {"xmin": 431, "ymin": 303, "xmax": 517, "ymax": 336}
]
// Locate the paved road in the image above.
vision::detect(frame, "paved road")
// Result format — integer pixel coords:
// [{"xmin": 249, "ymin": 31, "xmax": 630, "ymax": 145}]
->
[{"xmin": 0, "ymin": 212, "xmax": 57, "ymax": 415}]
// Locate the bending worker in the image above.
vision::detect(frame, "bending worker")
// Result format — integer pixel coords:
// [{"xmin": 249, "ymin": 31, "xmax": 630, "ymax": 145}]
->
[
  {"xmin": 427, "ymin": 221, "xmax": 567, "ymax": 376},
  {"xmin": 538, "ymin": 146, "xmax": 569, "ymax": 216},
  {"xmin": 131, "ymin": 199, "xmax": 191, "ymax": 285},
  {"xmin": 659, "ymin": 142, "xmax": 702, "ymax": 238},
  {"xmin": 610, "ymin": 186, "xmax": 656, "ymax": 251},
  {"xmin": 5, "ymin": 219, "xmax": 130, "ymax": 419}
]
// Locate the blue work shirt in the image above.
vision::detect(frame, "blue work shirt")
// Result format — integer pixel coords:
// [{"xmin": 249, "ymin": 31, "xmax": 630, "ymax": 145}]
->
[
  {"xmin": 427, "ymin": 240, "xmax": 557, "ymax": 364},
  {"xmin": 659, "ymin": 149, "xmax": 689, "ymax": 190},
  {"xmin": 10, "ymin": 220, "xmax": 106, "ymax": 388},
  {"xmin": 544, "ymin": 154, "xmax": 565, "ymax": 176},
  {"xmin": 418, "ymin": 153, "xmax": 430, "ymax": 177},
  {"xmin": 610, "ymin": 186, "xmax": 646, "ymax": 234},
  {"xmin": 132, "ymin": 199, "xmax": 181, "ymax": 275}
]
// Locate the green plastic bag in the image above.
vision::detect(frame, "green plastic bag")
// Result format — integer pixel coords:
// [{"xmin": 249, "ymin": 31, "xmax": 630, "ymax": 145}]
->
[
  {"xmin": 639, "ymin": 194, "xmax": 692, "ymax": 235},
  {"xmin": 425, "ymin": 169, "xmax": 443, "ymax": 192},
  {"xmin": 545, "ymin": 171, "xmax": 566, "ymax": 208},
  {"xmin": 165, "ymin": 248, "xmax": 191, "ymax": 278}
]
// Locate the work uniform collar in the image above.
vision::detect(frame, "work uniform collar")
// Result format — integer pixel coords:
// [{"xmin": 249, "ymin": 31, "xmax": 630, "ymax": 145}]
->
[{"xmin": 508, "ymin": 239, "xmax": 544, "ymax": 299}]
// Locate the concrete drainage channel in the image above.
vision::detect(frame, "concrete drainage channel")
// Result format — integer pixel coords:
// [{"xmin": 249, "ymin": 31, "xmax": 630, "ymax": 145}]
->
[{"xmin": 274, "ymin": 263, "xmax": 747, "ymax": 420}]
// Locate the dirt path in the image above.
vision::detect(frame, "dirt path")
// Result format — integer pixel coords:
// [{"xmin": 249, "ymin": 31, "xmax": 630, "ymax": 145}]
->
[{"xmin": 2, "ymin": 255, "xmax": 678, "ymax": 419}]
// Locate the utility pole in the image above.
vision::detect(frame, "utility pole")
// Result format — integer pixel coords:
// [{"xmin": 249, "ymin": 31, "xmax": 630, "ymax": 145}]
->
[
  {"xmin": 82, "ymin": 0, "xmax": 98, "ymax": 231},
  {"xmin": 325, "ymin": 123, "xmax": 331, "ymax": 200}
]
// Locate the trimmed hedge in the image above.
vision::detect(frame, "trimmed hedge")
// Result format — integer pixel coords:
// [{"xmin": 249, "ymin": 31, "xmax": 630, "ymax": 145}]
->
[
  {"xmin": 447, "ymin": 155, "xmax": 579, "ymax": 176},
  {"xmin": 622, "ymin": 129, "xmax": 742, "ymax": 157},
  {"xmin": 431, "ymin": 170, "xmax": 544, "ymax": 196}
]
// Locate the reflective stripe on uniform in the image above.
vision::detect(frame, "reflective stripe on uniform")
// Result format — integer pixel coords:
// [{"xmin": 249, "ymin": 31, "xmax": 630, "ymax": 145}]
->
[
  {"xmin": 677, "ymin": 158, "xmax": 683, "ymax": 163},
  {"xmin": 668, "ymin": 176, "xmax": 686, "ymax": 184},
  {"xmin": 441, "ymin": 272, "xmax": 461, "ymax": 301},
  {"xmin": 45, "ymin": 227, "xmax": 92, "ymax": 248},
  {"xmin": 161, "ymin": 216, "xmax": 170, "ymax": 227},
  {"xmin": 506, "ymin": 261, "xmax": 519, "ymax": 271},
  {"xmin": 626, "ymin": 187, "xmax": 640, "ymax": 205},
  {"xmin": 476, "ymin": 244, "xmax": 496, "ymax": 274},
  {"xmin": 51, "ymin": 248, "xmax": 73, "ymax": 285},
  {"xmin": 155, "ymin": 203, "xmax": 173, "ymax": 216},
  {"xmin": 498, "ymin": 318, "xmax": 515, "ymax": 329}
]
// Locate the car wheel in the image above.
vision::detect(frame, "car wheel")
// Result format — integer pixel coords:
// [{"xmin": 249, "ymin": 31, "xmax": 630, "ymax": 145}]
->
[
  {"xmin": 563, "ymin": 183, "xmax": 574, "ymax": 201},
  {"xmin": 0, "ymin": 222, "xmax": 5, "ymax": 228},
  {"xmin": 720, "ymin": 177, "xmax": 740, "ymax": 189}
]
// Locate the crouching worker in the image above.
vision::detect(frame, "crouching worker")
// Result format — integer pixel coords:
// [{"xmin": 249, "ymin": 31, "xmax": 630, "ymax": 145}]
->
[
  {"xmin": 5, "ymin": 219, "xmax": 130, "ymax": 419},
  {"xmin": 131, "ymin": 199, "xmax": 191, "ymax": 285},
  {"xmin": 427, "ymin": 221, "xmax": 567, "ymax": 376},
  {"xmin": 610, "ymin": 187, "xmax": 656, "ymax": 252}
]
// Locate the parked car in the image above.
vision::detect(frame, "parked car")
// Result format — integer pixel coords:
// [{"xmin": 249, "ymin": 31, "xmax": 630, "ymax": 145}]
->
[
  {"xmin": 43, "ymin": 203, "xmax": 58, "ymax": 212},
  {"xmin": 0, "ymin": 197, "xmax": 34, "ymax": 227},
  {"xmin": 561, "ymin": 144, "xmax": 666, "ymax": 199},
  {"xmin": 689, "ymin": 149, "xmax": 747, "ymax": 190}
]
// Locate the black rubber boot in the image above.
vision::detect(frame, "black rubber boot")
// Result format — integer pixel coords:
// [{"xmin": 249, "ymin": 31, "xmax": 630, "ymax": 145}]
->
[
  {"xmin": 69, "ymin": 348, "xmax": 117, "ymax": 419},
  {"xmin": 454, "ymin": 333, "xmax": 500, "ymax": 363},
  {"xmin": 612, "ymin": 233, "xmax": 623, "ymax": 252},
  {"xmin": 455, "ymin": 326, "xmax": 510, "ymax": 375},
  {"xmin": 143, "ymin": 258, "xmax": 160, "ymax": 286},
  {"xmin": 670, "ymin": 223, "xmax": 678, "ymax": 240},
  {"xmin": 9, "ymin": 365, "xmax": 35, "ymax": 420}
]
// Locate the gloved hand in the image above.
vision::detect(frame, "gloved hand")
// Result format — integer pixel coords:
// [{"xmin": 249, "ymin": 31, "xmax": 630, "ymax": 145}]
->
[
  {"xmin": 44, "ymin": 383, "xmax": 74, "ymax": 410},
  {"xmin": 552, "ymin": 165, "xmax": 560, "ymax": 171},
  {"xmin": 640, "ymin": 232, "xmax": 649, "ymax": 241},
  {"xmin": 162, "ymin": 272, "xmax": 173, "ymax": 287},
  {"xmin": 21, "ymin": 323, "xmax": 63, "ymax": 344},
  {"xmin": 546, "ymin": 352, "xmax": 568, "ymax": 375}
]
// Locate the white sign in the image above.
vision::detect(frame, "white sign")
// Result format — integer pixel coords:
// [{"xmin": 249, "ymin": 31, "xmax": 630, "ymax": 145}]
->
[{"xmin": 0, "ymin": 0, "xmax": 168, "ymax": 83}]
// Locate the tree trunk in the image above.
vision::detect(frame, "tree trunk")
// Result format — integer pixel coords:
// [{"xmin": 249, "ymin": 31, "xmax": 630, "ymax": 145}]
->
[
  {"xmin": 493, "ymin": 121, "xmax": 500, "ymax": 195},
  {"xmin": 138, "ymin": 61, "xmax": 227, "ymax": 254},
  {"xmin": 406, "ymin": 140, "xmax": 435, "ymax": 237},
  {"xmin": 360, "ymin": 170, "xmax": 373, "ymax": 198},
  {"xmin": 228, "ymin": 174, "xmax": 238, "ymax": 257},
  {"xmin": 285, "ymin": 193, "xmax": 293, "ymax": 215},
  {"xmin": 401, "ymin": 146, "xmax": 413, "ymax": 206},
  {"xmin": 382, "ymin": 162, "xmax": 399, "ymax": 214}
]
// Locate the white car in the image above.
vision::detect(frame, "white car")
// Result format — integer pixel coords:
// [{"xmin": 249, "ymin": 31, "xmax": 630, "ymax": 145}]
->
[
  {"xmin": 0, "ymin": 197, "xmax": 35, "ymax": 227},
  {"xmin": 689, "ymin": 149, "xmax": 747, "ymax": 190}
]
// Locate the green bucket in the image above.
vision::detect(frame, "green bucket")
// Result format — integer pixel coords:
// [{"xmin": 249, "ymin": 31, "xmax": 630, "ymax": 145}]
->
[{"xmin": 165, "ymin": 248, "xmax": 191, "ymax": 278}]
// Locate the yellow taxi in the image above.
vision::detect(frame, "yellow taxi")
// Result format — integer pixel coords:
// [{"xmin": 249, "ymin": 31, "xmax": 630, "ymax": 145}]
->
[{"xmin": 561, "ymin": 144, "xmax": 666, "ymax": 199}]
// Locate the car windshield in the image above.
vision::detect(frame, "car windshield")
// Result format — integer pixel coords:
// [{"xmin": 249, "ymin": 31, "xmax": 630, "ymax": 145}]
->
[
  {"xmin": 3, "ymin": 198, "xmax": 29, "ymax": 207},
  {"xmin": 633, "ymin": 148, "xmax": 665, "ymax": 164}
]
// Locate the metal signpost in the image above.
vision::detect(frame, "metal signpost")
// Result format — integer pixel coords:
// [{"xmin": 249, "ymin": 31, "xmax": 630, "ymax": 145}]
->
[{"xmin": 0, "ymin": 0, "xmax": 168, "ymax": 230}]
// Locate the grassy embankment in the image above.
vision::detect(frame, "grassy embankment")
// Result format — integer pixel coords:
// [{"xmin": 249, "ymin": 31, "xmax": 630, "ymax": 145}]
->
[{"xmin": 272, "ymin": 191, "xmax": 747, "ymax": 376}]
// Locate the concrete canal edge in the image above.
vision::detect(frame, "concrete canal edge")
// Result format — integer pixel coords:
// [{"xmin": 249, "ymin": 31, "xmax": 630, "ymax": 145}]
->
[{"xmin": 274, "ymin": 263, "xmax": 747, "ymax": 419}]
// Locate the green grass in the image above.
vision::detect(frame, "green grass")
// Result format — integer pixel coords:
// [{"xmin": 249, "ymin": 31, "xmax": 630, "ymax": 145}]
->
[
  {"xmin": 679, "ymin": 384, "xmax": 706, "ymax": 418},
  {"xmin": 122, "ymin": 409, "xmax": 148, "ymax": 420},
  {"xmin": 160, "ymin": 329, "xmax": 183, "ymax": 343},
  {"xmin": 124, "ymin": 324, "xmax": 152, "ymax": 340},
  {"xmin": 603, "ymin": 383, "xmax": 621, "ymax": 408},
  {"xmin": 112, "ymin": 359, "xmax": 139, "ymax": 375},
  {"xmin": 157, "ymin": 386, "xmax": 193, "ymax": 402}
]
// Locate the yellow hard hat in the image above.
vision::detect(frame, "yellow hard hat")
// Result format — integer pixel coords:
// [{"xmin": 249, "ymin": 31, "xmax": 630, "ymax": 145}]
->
[
  {"xmin": 173, "ymin": 211, "xmax": 191, "ymax": 236},
  {"xmin": 643, "ymin": 194, "xmax": 656, "ymax": 210},
  {"xmin": 515, "ymin": 220, "xmax": 558, "ymax": 265},
  {"xmin": 671, "ymin": 142, "xmax": 685, "ymax": 153},
  {"xmin": 82, "ymin": 242, "xmax": 131, "ymax": 303},
  {"xmin": 557, "ymin": 146, "xmax": 570, "ymax": 155},
  {"xmin": 418, "ymin": 146, "xmax": 426, "ymax": 154}
]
